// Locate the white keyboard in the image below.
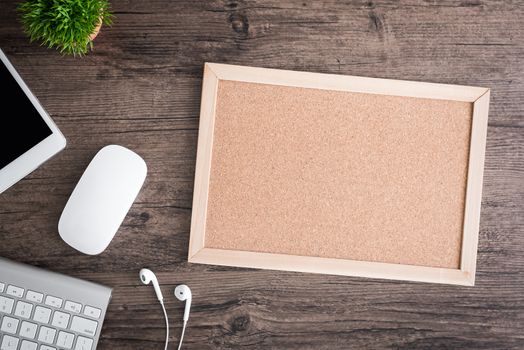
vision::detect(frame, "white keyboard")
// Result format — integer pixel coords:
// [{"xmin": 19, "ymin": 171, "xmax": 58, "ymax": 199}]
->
[{"xmin": 0, "ymin": 258, "xmax": 112, "ymax": 350}]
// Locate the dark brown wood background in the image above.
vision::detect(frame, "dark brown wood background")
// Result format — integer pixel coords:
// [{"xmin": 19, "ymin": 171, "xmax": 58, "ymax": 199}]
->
[{"xmin": 1, "ymin": 0, "xmax": 523, "ymax": 349}]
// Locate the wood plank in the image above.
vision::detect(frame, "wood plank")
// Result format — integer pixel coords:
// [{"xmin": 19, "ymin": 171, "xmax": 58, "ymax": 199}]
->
[{"xmin": 0, "ymin": 0, "xmax": 522, "ymax": 348}]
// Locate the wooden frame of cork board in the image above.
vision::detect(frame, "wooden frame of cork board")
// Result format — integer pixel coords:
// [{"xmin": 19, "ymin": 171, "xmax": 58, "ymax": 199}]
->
[{"xmin": 189, "ymin": 63, "xmax": 490, "ymax": 286}]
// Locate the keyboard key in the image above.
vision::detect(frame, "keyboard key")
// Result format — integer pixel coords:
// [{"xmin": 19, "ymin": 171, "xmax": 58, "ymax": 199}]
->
[
  {"xmin": 15, "ymin": 301, "xmax": 34, "ymax": 319},
  {"xmin": 0, "ymin": 335, "xmax": 19, "ymax": 350},
  {"xmin": 56, "ymin": 331, "xmax": 75, "ymax": 349},
  {"xmin": 33, "ymin": 306, "xmax": 52, "ymax": 324},
  {"xmin": 70, "ymin": 316, "xmax": 98, "ymax": 337},
  {"xmin": 83, "ymin": 306, "xmax": 101, "ymax": 319},
  {"xmin": 0, "ymin": 316, "xmax": 19, "ymax": 334},
  {"xmin": 74, "ymin": 336, "xmax": 93, "ymax": 350},
  {"xmin": 19, "ymin": 321, "xmax": 38, "ymax": 339},
  {"xmin": 6, "ymin": 285, "xmax": 24, "ymax": 298},
  {"xmin": 38, "ymin": 326, "xmax": 57, "ymax": 344},
  {"xmin": 44, "ymin": 295, "xmax": 63, "ymax": 308},
  {"xmin": 40, "ymin": 346, "xmax": 56, "ymax": 350},
  {"xmin": 0, "ymin": 282, "xmax": 4, "ymax": 292},
  {"xmin": 51, "ymin": 311, "xmax": 70, "ymax": 329},
  {"xmin": 0, "ymin": 296, "xmax": 14, "ymax": 314},
  {"xmin": 19, "ymin": 340, "xmax": 37, "ymax": 350},
  {"xmin": 64, "ymin": 301, "xmax": 82, "ymax": 313},
  {"xmin": 25, "ymin": 291, "xmax": 44, "ymax": 303}
]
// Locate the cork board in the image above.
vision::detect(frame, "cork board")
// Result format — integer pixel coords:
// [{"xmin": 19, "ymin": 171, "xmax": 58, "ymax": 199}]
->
[{"xmin": 189, "ymin": 63, "xmax": 490, "ymax": 285}]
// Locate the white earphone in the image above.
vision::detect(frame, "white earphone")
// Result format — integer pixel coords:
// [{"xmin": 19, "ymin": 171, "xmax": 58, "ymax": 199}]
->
[
  {"xmin": 139, "ymin": 269, "xmax": 192, "ymax": 350},
  {"xmin": 174, "ymin": 284, "xmax": 192, "ymax": 321},
  {"xmin": 174, "ymin": 285, "xmax": 192, "ymax": 350},
  {"xmin": 139, "ymin": 269, "xmax": 169, "ymax": 350},
  {"xmin": 139, "ymin": 268, "xmax": 164, "ymax": 301}
]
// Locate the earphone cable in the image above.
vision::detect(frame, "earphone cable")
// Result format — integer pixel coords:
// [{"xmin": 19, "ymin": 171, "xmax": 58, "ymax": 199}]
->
[
  {"xmin": 177, "ymin": 321, "xmax": 187, "ymax": 350},
  {"xmin": 160, "ymin": 300, "xmax": 169, "ymax": 350}
]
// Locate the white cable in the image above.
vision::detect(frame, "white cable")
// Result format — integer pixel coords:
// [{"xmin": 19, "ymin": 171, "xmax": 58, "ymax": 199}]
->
[
  {"xmin": 160, "ymin": 301, "xmax": 169, "ymax": 350},
  {"xmin": 177, "ymin": 321, "xmax": 187, "ymax": 350}
]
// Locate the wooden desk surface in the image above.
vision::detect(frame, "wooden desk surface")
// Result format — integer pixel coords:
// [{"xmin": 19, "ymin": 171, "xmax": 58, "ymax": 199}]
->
[{"xmin": 1, "ymin": 1, "xmax": 523, "ymax": 349}]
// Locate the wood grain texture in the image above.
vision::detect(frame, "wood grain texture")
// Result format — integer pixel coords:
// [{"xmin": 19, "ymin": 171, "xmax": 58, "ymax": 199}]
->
[{"xmin": 0, "ymin": 0, "xmax": 522, "ymax": 349}]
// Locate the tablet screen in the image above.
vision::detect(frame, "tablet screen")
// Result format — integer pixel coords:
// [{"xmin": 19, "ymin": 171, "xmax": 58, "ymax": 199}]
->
[{"xmin": 0, "ymin": 61, "xmax": 52, "ymax": 170}]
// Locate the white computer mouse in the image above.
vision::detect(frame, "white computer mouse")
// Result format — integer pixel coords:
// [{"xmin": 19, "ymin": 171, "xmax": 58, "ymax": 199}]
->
[{"xmin": 59, "ymin": 145, "xmax": 147, "ymax": 255}]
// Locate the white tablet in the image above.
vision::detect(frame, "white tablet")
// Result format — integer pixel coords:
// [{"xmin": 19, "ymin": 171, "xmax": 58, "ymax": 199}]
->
[{"xmin": 0, "ymin": 49, "xmax": 66, "ymax": 194}]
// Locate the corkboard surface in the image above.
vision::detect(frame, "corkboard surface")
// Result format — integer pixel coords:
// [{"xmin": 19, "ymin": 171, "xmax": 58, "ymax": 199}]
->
[{"xmin": 205, "ymin": 80, "xmax": 473, "ymax": 269}]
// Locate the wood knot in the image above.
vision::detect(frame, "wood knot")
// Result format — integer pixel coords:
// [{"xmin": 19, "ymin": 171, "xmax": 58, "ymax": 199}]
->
[
  {"xmin": 460, "ymin": 0, "xmax": 482, "ymax": 7},
  {"xmin": 229, "ymin": 13, "xmax": 249, "ymax": 35},
  {"xmin": 140, "ymin": 212, "xmax": 150, "ymax": 222},
  {"xmin": 230, "ymin": 315, "xmax": 250, "ymax": 333},
  {"xmin": 368, "ymin": 11, "xmax": 384, "ymax": 32}
]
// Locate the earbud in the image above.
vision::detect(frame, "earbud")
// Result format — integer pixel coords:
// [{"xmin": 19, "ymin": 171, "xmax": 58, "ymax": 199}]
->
[
  {"xmin": 139, "ymin": 268, "xmax": 169, "ymax": 350},
  {"xmin": 139, "ymin": 268, "xmax": 164, "ymax": 302},
  {"xmin": 174, "ymin": 284, "xmax": 192, "ymax": 322}
]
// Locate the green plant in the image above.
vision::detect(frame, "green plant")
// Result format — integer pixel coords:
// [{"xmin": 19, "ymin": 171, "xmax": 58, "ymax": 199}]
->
[{"xmin": 18, "ymin": 0, "xmax": 113, "ymax": 55}]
